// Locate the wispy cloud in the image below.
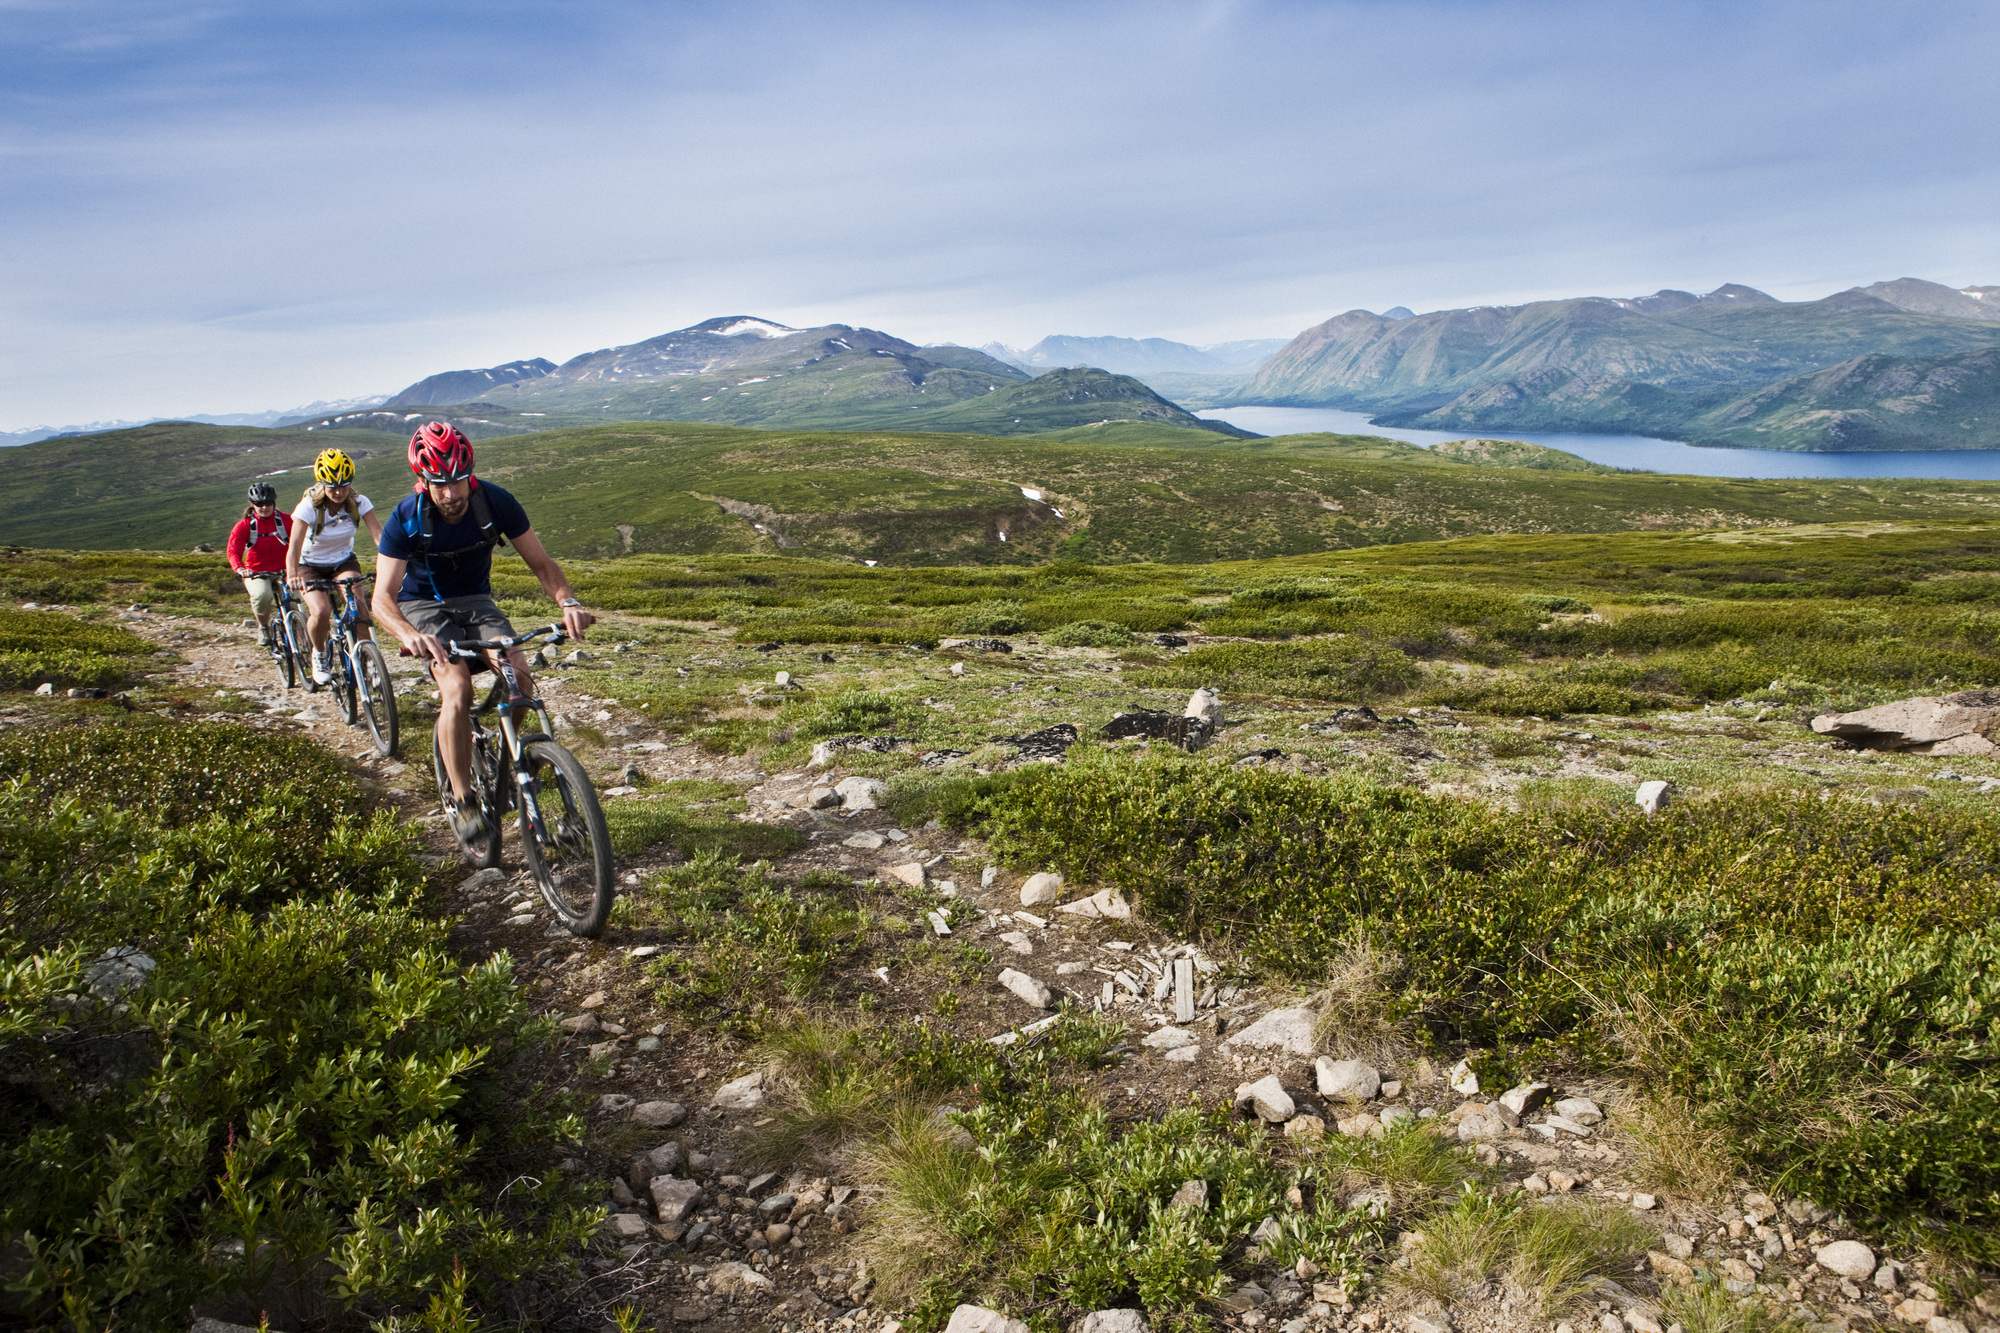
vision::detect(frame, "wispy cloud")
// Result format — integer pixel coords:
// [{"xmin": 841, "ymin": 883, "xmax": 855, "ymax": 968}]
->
[{"xmin": 3, "ymin": 0, "xmax": 1997, "ymax": 425}]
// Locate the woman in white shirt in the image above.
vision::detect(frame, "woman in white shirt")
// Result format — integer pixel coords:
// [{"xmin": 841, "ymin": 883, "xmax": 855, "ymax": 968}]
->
[{"xmin": 286, "ymin": 447, "xmax": 386, "ymax": 685}]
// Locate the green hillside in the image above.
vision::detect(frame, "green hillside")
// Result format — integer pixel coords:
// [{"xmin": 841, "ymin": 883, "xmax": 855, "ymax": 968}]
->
[
  {"xmin": 10, "ymin": 418, "xmax": 2000, "ymax": 565},
  {"xmin": 1691, "ymin": 347, "xmax": 2000, "ymax": 450},
  {"xmin": 1237, "ymin": 288, "xmax": 2000, "ymax": 448}
]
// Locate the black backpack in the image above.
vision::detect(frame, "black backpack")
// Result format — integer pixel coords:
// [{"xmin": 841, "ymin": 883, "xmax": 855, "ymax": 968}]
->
[{"xmin": 406, "ymin": 485, "xmax": 508, "ymax": 574}]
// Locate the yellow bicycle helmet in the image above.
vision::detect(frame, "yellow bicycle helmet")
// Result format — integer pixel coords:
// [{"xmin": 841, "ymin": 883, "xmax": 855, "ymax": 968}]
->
[{"xmin": 313, "ymin": 448, "xmax": 355, "ymax": 485}]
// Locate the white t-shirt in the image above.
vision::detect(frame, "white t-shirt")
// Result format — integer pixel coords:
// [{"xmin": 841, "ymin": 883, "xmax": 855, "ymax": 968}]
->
[{"xmin": 292, "ymin": 492, "xmax": 374, "ymax": 565}]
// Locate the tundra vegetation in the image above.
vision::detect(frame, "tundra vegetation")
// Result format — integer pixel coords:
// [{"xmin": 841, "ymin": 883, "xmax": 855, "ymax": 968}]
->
[{"xmin": 1, "ymin": 516, "xmax": 1997, "ymax": 1329}]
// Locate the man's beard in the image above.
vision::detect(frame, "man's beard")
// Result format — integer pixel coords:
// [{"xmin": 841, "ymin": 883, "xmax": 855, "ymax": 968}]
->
[{"xmin": 435, "ymin": 497, "xmax": 470, "ymax": 521}]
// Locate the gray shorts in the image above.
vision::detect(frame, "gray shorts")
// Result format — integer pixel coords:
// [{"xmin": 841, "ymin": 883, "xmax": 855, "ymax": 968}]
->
[{"xmin": 401, "ymin": 594, "xmax": 516, "ymax": 654}]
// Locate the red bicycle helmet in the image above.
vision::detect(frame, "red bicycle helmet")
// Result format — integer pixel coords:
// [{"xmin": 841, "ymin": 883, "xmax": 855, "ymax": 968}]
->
[{"xmin": 409, "ymin": 421, "xmax": 474, "ymax": 482}]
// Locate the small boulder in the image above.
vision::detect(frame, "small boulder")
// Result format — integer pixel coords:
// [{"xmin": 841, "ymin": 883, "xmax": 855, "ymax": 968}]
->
[
  {"xmin": 1553, "ymin": 1096, "xmax": 1603, "ymax": 1125},
  {"xmin": 1141, "ymin": 1026, "xmax": 1197, "ymax": 1051},
  {"xmin": 1185, "ymin": 687, "xmax": 1223, "ymax": 724},
  {"xmin": 1447, "ymin": 1059, "xmax": 1480, "ymax": 1095},
  {"xmin": 945, "ymin": 1306, "xmax": 1031, "ymax": 1333},
  {"xmin": 1815, "ymin": 1240, "xmax": 1877, "ymax": 1280},
  {"xmin": 1284, "ymin": 1114, "xmax": 1327, "ymax": 1139},
  {"xmin": 627, "ymin": 1142, "xmax": 684, "ymax": 1190},
  {"xmin": 809, "ymin": 786, "xmax": 841, "ymax": 809},
  {"xmin": 1499, "ymin": 1082, "xmax": 1551, "ymax": 1118},
  {"xmin": 650, "ymin": 1175, "xmax": 704, "ymax": 1222},
  {"xmin": 998, "ymin": 968, "xmax": 1052, "ymax": 1008},
  {"xmin": 1054, "ymin": 888, "xmax": 1132, "ymax": 919},
  {"xmin": 709, "ymin": 1261, "xmax": 775, "ymax": 1295},
  {"xmin": 1020, "ymin": 871, "xmax": 1065, "ymax": 906},
  {"xmin": 1222, "ymin": 1008, "xmax": 1318, "ymax": 1056},
  {"xmin": 1234, "ymin": 1074, "xmax": 1296, "ymax": 1123},
  {"xmin": 1076, "ymin": 1311, "xmax": 1148, "ymax": 1333},
  {"xmin": 832, "ymin": 776, "xmax": 888, "ymax": 810},
  {"xmin": 1315, "ymin": 1057, "xmax": 1381, "ymax": 1101},
  {"xmin": 1167, "ymin": 1179, "xmax": 1209, "ymax": 1213},
  {"xmin": 1635, "ymin": 780, "xmax": 1672, "ymax": 815},
  {"xmin": 884, "ymin": 862, "xmax": 927, "ymax": 887},
  {"xmin": 633, "ymin": 1100, "xmax": 687, "ymax": 1128},
  {"xmin": 1338, "ymin": 1113, "xmax": 1385, "ymax": 1140},
  {"xmin": 712, "ymin": 1070, "xmax": 766, "ymax": 1110}
]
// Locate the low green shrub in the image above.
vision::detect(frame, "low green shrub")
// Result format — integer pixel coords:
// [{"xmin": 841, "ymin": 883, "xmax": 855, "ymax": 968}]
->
[
  {"xmin": 957, "ymin": 600, "xmax": 1031, "ymax": 635},
  {"xmin": 882, "ymin": 769, "xmax": 1032, "ymax": 831},
  {"xmin": 982, "ymin": 752, "xmax": 2000, "ymax": 1257},
  {"xmin": 1044, "ymin": 619, "xmax": 1139, "ymax": 648},
  {"xmin": 1130, "ymin": 637, "xmax": 1421, "ymax": 703},
  {"xmin": 0, "ymin": 608, "xmax": 158, "ymax": 690},
  {"xmin": 0, "ymin": 723, "xmax": 594, "ymax": 1328}
]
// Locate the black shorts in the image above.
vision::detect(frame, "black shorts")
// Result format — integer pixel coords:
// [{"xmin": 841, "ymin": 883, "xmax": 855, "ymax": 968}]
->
[{"xmin": 303, "ymin": 560, "xmax": 370, "ymax": 616}]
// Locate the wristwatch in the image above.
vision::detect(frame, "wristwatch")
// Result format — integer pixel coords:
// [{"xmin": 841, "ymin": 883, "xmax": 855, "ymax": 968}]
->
[{"xmin": 560, "ymin": 598, "xmax": 583, "ymax": 608}]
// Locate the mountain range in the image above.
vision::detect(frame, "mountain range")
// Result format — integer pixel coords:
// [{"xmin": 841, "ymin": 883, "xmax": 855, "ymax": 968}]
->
[
  {"xmin": 285, "ymin": 317, "xmax": 1252, "ymax": 441},
  {"xmin": 978, "ymin": 334, "xmax": 1290, "ymax": 375},
  {"xmin": 1234, "ymin": 278, "xmax": 2000, "ymax": 450}
]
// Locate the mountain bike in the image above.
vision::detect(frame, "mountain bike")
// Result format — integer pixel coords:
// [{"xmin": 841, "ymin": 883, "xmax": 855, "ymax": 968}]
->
[
  {"xmin": 245, "ymin": 572, "xmax": 312, "ymax": 690},
  {"xmin": 416, "ymin": 624, "xmax": 614, "ymax": 936},
  {"xmin": 305, "ymin": 577, "xmax": 399, "ymax": 757}
]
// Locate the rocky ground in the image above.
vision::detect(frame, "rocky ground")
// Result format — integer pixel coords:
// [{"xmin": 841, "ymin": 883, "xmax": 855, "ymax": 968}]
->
[{"xmin": 38, "ymin": 606, "xmax": 2000, "ymax": 1333}]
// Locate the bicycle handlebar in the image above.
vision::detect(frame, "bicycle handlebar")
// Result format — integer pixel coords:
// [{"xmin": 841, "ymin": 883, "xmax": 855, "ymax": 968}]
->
[
  {"xmin": 445, "ymin": 623, "xmax": 569, "ymax": 656},
  {"xmin": 304, "ymin": 576, "xmax": 373, "ymax": 590},
  {"xmin": 395, "ymin": 623, "xmax": 569, "ymax": 659}
]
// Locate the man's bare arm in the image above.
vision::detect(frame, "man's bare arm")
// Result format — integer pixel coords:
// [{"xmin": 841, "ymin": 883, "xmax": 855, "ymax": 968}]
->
[{"xmin": 511, "ymin": 528, "xmax": 596, "ymax": 640}]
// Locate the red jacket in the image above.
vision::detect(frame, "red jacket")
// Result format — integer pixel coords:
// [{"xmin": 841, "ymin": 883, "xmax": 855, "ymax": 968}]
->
[{"xmin": 227, "ymin": 511, "xmax": 292, "ymax": 573}]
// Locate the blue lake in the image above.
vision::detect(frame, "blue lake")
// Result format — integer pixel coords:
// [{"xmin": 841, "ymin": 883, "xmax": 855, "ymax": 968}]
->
[{"xmin": 1196, "ymin": 406, "xmax": 2000, "ymax": 481}]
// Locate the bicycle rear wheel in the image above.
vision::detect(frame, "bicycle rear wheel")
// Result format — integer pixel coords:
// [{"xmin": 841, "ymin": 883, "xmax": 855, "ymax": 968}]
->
[
  {"xmin": 333, "ymin": 638, "xmax": 359, "ymax": 725},
  {"xmin": 433, "ymin": 729, "xmax": 502, "ymax": 868},
  {"xmin": 518, "ymin": 740, "xmax": 615, "ymax": 937},
  {"xmin": 355, "ymin": 640, "xmax": 399, "ymax": 756}
]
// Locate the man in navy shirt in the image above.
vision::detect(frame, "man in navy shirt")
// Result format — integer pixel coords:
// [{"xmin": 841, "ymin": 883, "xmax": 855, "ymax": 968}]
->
[{"xmin": 373, "ymin": 422, "xmax": 596, "ymax": 848}]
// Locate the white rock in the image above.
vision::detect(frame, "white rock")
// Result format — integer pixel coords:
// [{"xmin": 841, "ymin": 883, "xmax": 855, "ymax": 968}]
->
[
  {"xmin": 1056, "ymin": 961, "xmax": 1087, "ymax": 975},
  {"xmin": 1221, "ymin": 1007, "xmax": 1318, "ymax": 1056},
  {"xmin": 1379, "ymin": 1105, "xmax": 1414, "ymax": 1128},
  {"xmin": 1315, "ymin": 1057, "xmax": 1381, "ymax": 1101},
  {"xmin": 843, "ymin": 831, "xmax": 887, "ymax": 849},
  {"xmin": 604, "ymin": 1212, "xmax": 650, "ymax": 1240},
  {"xmin": 1076, "ymin": 1310, "xmax": 1148, "ymax": 1333},
  {"xmin": 774, "ymin": 670, "xmax": 791, "ymax": 686},
  {"xmin": 1635, "ymin": 780, "xmax": 1672, "ymax": 815},
  {"xmin": 951, "ymin": 662, "xmax": 966, "ymax": 675},
  {"xmin": 1185, "ymin": 687, "xmax": 1223, "ymax": 723},
  {"xmin": 1163, "ymin": 1045, "xmax": 1199, "ymax": 1062},
  {"xmin": 1553, "ymin": 1096, "xmax": 1603, "ymax": 1125},
  {"xmin": 650, "ymin": 1175, "xmax": 704, "ymax": 1221},
  {"xmin": 1456, "ymin": 1110, "xmax": 1506, "ymax": 1142},
  {"xmin": 1020, "ymin": 871, "xmax": 1065, "ymax": 906},
  {"xmin": 809, "ymin": 786, "xmax": 841, "ymax": 808},
  {"xmin": 945, "ymin": 1306, "xmax": 1031, "ymax": 1333},
  {"xmin": 998, "ymin": 968, "xmax": 1052, "ymax": 1008},
  {"xmin": 998, "ymin": 930, "xmax": 1034, "ymax": 955},
  {"xmin": 1499, "ymin": 1082, "xmax": 1551, "ymax": 1117},
  {"xmin": 981, "ymin": 866, "xmax": 998, "ymax": 888},
  {"xmin": 1141, "ymin": 1026, "xmax": 1197, "ymax": 1050},
  {"xmin": 832, "ymin": 776, "xmax": 888, "ymax": 809},
  {"xmin": 711, "ymin": 1070, "xmax": 766, "ymax": 1110},
  {"xmin": 1447, "ymin": 1059, "xmax": 1480, "ymax": 1095},
  {"xmin": 884, "ymin": 862, "xmax": 926, "ymax": 887},
  {"xmin": 632, "ymin": 1100, "xmax": 687, "ymax": 1128},
  {"xmin": 1054, "ymin": 888, "xmax": 1131, "ymax": 920},
  {"xmin": 1815, "ymin": 1240, "xmax": 1877, "ymax": 1280},
  {"xmin": 710, "ymin": 1260, "xmax": 775, "ymax": 1294},
  {"xmin": 33, "ymin": 683, "xmax": 52, "ymax": 696},
  {"xmin": 1234, "ymin": 1074, "xmax": 1295, "ymax": 1123}
]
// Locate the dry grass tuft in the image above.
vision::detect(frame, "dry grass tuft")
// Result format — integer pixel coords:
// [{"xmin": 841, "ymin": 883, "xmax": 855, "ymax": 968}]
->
[
  {"xmin": 1310, "ymin": 934, "xmax": 1413, "ymax": 1066},
  {"xmin": 1395, "ymin": 1186, "xmax": 1650, "ymax": 1318}
]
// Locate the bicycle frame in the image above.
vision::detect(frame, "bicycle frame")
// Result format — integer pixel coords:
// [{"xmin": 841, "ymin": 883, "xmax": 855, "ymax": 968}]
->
[
  {"xmin": 308, "ymin": 576, "xmax": 381, "ymax": 707},
  {"xmin": 440, "ymin": 625, "xmax": 563, "ymax": 834}
]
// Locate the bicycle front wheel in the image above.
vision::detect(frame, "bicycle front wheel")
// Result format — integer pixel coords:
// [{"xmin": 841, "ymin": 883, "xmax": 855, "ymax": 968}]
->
[
  {"xmin": 271, "ymin": 624, "xmax": 297, "ymax": 690},
  {"xmin": 518, "ymin": 740, "xmax": 615, "ymax": 937},
  {"xmin": 355, "ymin": 640, "xmax": 399, "ymax": 756},
  {"xmin": 333, "ymin": 640, "xmax": 359, "ymax": 725},
  {"xmin": 287, "ymin": 610, "xmax": 316, "ymax": 693},
  {"xmin": 433, "ymin": 729, "xmax": 502, "ymax": 868}
]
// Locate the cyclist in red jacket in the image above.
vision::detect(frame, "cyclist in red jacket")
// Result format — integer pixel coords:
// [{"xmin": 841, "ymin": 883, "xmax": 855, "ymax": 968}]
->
[{"xmin": 226, "ymin": 482, "xmax": 292, "ymax": 646}]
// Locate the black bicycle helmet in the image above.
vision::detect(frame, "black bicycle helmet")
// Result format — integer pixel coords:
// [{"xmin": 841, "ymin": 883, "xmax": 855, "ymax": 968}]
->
[{"xmin": 247, "ymin": 481, "xmax": 278, "ymax": 505}]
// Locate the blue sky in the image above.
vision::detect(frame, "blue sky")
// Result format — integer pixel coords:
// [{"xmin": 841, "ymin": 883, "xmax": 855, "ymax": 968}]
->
[{"xmin": 3, "ymin": 0, "xmax": 1997, "ymax": 427}]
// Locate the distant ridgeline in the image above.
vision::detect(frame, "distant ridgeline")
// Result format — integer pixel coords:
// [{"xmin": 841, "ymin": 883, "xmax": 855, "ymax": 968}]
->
[
  {"xmin": 12, "ymin": 417, "xmax": 2000, "ymax": 563},
  {"xmin": 1231, "ymin": 278, "xmax": 2000, "ymax": 451},
  {"xmin": 282, "ymin": 317, "xmax": 1255, "ymax": 441}
]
